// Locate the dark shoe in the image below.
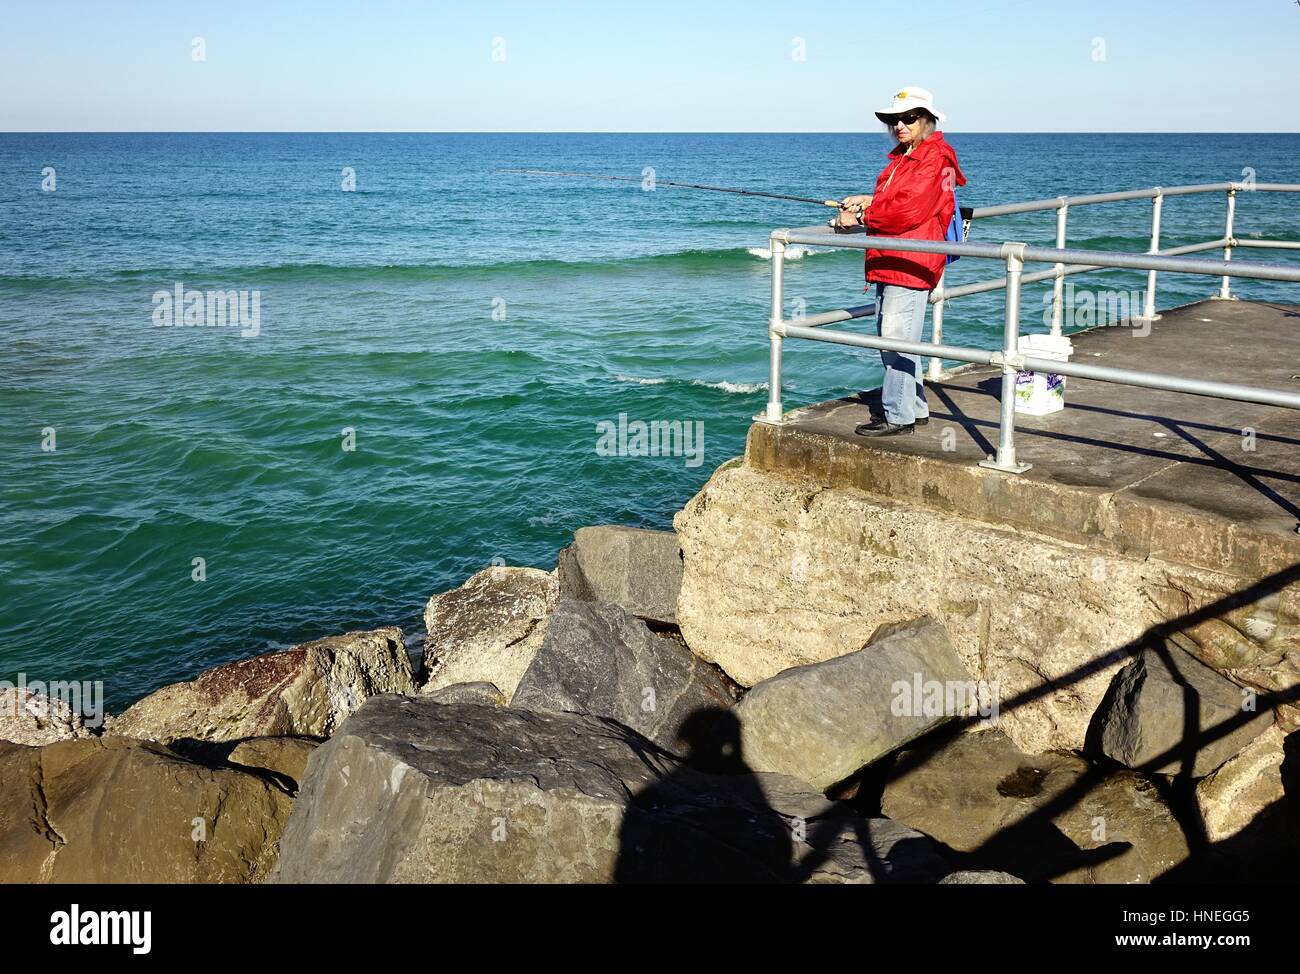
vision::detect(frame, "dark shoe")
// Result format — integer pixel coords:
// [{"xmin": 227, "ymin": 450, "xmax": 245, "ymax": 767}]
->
[
  {"xmin": 855, "ymin": 420, "xmax": 915, "ymax": 437},
  {"xmin": 865, "ymin": 414, "xmax": 928, "ymax": 428}
]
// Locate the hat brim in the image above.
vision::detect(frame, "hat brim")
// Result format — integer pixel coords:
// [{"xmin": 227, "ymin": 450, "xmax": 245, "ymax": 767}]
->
[{"xmin": 875, "ymin": 107, "xmax": 946, "ymax": 124}]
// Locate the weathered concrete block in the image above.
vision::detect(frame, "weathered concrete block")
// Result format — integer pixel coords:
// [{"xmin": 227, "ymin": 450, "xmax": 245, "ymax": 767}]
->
[{"xmin": 672, "ymin": 464, "xmax": 1297, "ymax": 754}]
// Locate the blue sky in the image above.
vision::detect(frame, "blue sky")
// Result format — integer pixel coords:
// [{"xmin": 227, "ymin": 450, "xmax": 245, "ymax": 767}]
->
[{"xmin": 2, "ymin": 0, "xmax": 1297, "ymax": 131}]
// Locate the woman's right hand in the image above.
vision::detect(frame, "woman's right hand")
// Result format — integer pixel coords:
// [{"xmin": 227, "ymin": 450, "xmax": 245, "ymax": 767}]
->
[{"xmin": 839, "ymin": 194, "xmax": 874, "ymax": 208}]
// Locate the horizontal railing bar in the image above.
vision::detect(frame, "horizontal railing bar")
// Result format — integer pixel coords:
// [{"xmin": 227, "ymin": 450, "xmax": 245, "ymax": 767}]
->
[
  {"xmin": 780, "ymin": 323, "xmax": 997, "ymax": 366},
  {"xmin": 969, "ymin": 183, "xmax": 1300, "ymax": 217},
  {"xmin": 1020, "ymin": 244, "xmax": 1300, "ymax": 281},
  {"xmin": 934, "ymin": 239, "xmax": 1230, "ymax": 302},
  {"xmin": 974, "ymin": 188, "xmax": 1164, "ymax": 217},
  {"xmin": 1235, "ymin": 239, "xmax": 1300, "ymax": 251},
  {"xmin": 1022, "ymin": 356, "xmax": 1300, "ymax": 411},
  {"xmin": 795, "ymin": 303, "xmax": 876, "ymax": 328},
  {"xmin": 776, "ymin": 230, "xmax": 1300, "ymax": 282},
  {"xmin": 779, "ymin": 325, "xmax": 1300, "ymax": 412}
]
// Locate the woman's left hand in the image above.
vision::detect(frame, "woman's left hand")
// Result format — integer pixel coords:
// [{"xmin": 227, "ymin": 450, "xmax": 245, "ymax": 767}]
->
[{"xmin": 833, "ymin": 205, "xmax": 864, "ymax": 230}]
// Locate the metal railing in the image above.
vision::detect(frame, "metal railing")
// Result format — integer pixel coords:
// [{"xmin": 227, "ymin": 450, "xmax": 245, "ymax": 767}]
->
[{"xmin": 760, "ymin": 181, "xmax": 1300, "ymax": 474}]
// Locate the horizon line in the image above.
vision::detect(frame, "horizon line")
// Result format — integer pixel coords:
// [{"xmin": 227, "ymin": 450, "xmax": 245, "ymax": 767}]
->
[{"xmin": 3, "ymin": 130, "xmax": 1300, "ymax": 136}]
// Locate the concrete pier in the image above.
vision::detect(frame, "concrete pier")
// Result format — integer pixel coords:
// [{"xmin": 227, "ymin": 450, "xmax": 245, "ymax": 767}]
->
[
  {"xmin": 751, "ymin": 298, "xmax": 1300, "ymax": 581},
  {"xmin": 673, "ymin": 297, "xmax": 1300, "ymax": 756}
]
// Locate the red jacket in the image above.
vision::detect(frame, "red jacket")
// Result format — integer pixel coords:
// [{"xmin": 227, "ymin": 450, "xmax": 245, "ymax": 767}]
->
[{"xmin": 864, "ymin": 131, "xmax": 966, "ymax": 290}]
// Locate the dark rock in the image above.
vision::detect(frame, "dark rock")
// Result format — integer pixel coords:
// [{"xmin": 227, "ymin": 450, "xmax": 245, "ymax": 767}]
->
[
  {"xmin": 512, "ymin": 599, "xmax": 734, "ymax": 754},
  {"xmin": 273, "ymin": 695, "xmax": 951, "ymax": 884},
  {"xmin": 1091, "ymin": 642, "xmax": 1273, "ymax": 777},
  {"xmin": 427, "ymin": 682, "xmax": 508, "ymax": 707}
]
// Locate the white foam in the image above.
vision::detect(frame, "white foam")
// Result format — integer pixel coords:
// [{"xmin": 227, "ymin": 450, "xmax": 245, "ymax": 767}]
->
[
  {"xmin": 692, "ymin": 379, "xmax": 767, "ymax": 394},
  {"xmin": 746, "ymin": 245, "xmax": 820, "ymax": 261},
  {"xmin": 613, "ymin": 374, "xmax": 669, "ymax": 385}
]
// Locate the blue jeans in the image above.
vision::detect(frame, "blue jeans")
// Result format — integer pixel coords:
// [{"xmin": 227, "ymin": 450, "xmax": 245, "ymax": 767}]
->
[{"xmin": 875, "ymin": 283, "xmax": 930, "ymax": 425}]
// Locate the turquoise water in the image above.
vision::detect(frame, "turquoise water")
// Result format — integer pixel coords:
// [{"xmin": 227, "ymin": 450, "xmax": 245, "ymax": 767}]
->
[{"xmin": 2, "ymin": 132, "xmax": 1298, "ymax": 710}]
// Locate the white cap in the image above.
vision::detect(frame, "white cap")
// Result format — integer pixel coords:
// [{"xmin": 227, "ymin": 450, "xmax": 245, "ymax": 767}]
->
[{"xmin": 874, "ymin": 86, "xmax": 946, "ymax": 124}]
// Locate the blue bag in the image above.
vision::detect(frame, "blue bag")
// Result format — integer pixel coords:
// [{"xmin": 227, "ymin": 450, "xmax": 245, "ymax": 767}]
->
[{"xmin": 944, "ymin": 188, "xmax": 964, "ymax": 264}]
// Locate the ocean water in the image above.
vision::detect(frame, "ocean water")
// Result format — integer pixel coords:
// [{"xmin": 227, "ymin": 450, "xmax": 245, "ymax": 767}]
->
[{"xmin": 2, "ymin": 132, "xmax": 1298, "ymax": 711}]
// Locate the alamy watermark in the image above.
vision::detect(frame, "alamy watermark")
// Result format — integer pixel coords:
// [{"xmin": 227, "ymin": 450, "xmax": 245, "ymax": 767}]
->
[
  {"xmin": 890, "ymin": 672, "xmax": 1000, "ymax": 725},
  {"xmin": 152, "ymin": 282, "xmax": 261, "ymax": 337},
  {"xmin": 1043, "ymin": 283, "xmax": 1149, "ymax": 336},
  {"xmin": 595, "ymin": 412, "xmax": 704, "ymax": 468},
  {"xmin": 0, "ymin": 673, "xmax": 105, "ymax": 729}
]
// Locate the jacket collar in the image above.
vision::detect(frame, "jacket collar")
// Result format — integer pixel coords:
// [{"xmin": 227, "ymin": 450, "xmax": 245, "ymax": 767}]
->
[{"xmin": 888, "ymin": 130, "xmax": 948, "ymax": 161}]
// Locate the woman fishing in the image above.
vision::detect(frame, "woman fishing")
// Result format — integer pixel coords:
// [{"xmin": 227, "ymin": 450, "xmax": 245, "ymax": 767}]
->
[{"xmin": 834, "ymin": 86, "xmax": 966, "ymax": 437}]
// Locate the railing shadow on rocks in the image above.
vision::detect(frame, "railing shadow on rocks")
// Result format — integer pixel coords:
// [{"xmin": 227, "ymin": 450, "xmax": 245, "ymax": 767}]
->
[
  {"xmin": 860, "ymin": 561, "xmax": 1300, "ymax": 883},
  {"xmin": 610, "ymin": 562, "xmax": 1300, "ymax": 883}
]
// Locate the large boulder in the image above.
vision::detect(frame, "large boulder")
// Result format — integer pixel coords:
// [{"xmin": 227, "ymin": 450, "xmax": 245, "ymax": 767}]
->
[
  {"xmin": 109, "ymin": 627, "xmax": 413, "ymax": 744},
  {"xmin": 421, "ymin": 567, "xmax": 558, "ymax": 700},
  {"xmin": 557, "ymin": 526, "xmax": 683, "ymax": 625},
  {"xmin": 273, "ymin": 695, "xmax": 952, "ymax": 884},
  {"xmin": 511, "ymin": 599, "xmax": 734, "ymax": 754},
  {"xmin": 733, "ymin": 616, "xmax": 977, "ymax": 791},
  {"xmin": 880, "ymin": 727, "xmax": 1191, "ymax": 883},
  {"xmin": 0, "ymin": 689, "xmax": 95, "ymax": 746},
  {"xmin": 1195, "ymin": 725, "xmax": 1299, "ymax": 860},
  {"xmin": 1091, "ymin": 643, "xmax": 1273, "ymax": 777},
  {"xmin": 0, "ymin": 737, "xmax": 292, "ymax": 883}
]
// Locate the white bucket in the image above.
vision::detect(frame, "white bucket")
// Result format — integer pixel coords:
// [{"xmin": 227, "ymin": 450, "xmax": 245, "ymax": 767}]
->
[{"xmin": 1014, "ymin": 333, "xmax": 1074, "ymax": 416}]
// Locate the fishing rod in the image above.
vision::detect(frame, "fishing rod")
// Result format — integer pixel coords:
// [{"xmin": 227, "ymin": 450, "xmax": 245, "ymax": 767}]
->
[{"xmin": 496, "ymin": 168, "xmax": 843, "ymax": 208}]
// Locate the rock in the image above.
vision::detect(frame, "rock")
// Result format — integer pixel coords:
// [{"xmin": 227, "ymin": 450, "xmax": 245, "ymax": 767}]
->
[
  {"xmin": 1091, "ymin": 643, "xmax": 1273, "ymax": 777},
  {"xmin": 880, "ymin": 727, "xmax": 1191, "ymax": 883},
  {"xmin": 273, "ymin": 695, "xmax": 951, "ymax": 884},
  {"xmin": 733, "ymin": 616, "xmax": 975, "ymax": 791},
  {"xmin": 939, "ymin": 870, "xmax": 1025, "ymax": 884},
  {"xmin": 671, "ymin": 463, "xmax": 1297, "ymax": 756},
  {"xmin": 227, "ymin": 736, "xmax": 320, "ymax": 791},
  {"xmin": 557, "ymin": 525, "xmax": 683, "ymax": 624},
  {"xmin": 1195, "ymin": 725, "xmax": 1298, "ymax": 848},
  {"xmin": 421, "ymin": 567, "xmax": 557, "ymax": 700},
  {"xmin": 0, "ymin": 689, "xmax": 95, "ymax": 746},
  {"xmin": 511, "ymin": 599, "xmax": 734, "ymax": 754},
  {"xmin": 0, "ymin": 737, "xmax": 292, "ymax": 882},
  {"xmin": 109, "ymin": 627, "xmax": 413, "ymax": 744},
  {"xmin": 426, "ymin": 682, "xmax": 507, "ymax": 707}
]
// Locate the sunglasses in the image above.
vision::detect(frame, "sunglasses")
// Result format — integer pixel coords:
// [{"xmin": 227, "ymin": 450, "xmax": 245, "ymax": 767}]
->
[{"xmin": 888, "ymin": 111, "xmax": 929, "ymax": 126}]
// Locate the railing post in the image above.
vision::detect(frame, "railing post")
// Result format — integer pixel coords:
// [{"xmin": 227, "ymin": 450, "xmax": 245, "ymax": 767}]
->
[
  {"xmin": 979, "ymin": 245, "xmax": 1032, "ymax": 475},
  {"xmin": 928, "ymin": 273, "xmax": 945, "ymax": 381},
  {"xmin": 1142, "ymin": 189, "xmax": 1163, "ymax": 323},
  {"xmin": 763, "ymin": 234, "xmax": 785, "ymax": 422},
  {"xmin": 1217, "ymin": 187, "xmax": 1237, "ymax": 300},
  {"xmin": 1050, "ymin": 199, "xmax": 1068, "ymax": 336}
]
